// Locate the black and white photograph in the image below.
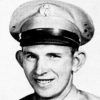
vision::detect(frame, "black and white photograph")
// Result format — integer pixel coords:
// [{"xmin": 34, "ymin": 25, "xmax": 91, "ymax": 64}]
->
[{"xmin": 0, "ymin": 0, "xmax": 100, "ymax": 100}]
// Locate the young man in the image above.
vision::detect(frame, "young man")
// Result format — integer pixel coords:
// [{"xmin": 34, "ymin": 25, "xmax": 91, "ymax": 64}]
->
[{"xmin": 9, "ymin": 0, "xmax": 100, "ymax": 100}]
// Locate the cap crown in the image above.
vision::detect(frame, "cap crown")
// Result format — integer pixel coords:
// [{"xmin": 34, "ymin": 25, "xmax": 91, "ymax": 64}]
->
[{"xmin": 9, "ymin": 0, "xmax": 94, "ymax": 46}]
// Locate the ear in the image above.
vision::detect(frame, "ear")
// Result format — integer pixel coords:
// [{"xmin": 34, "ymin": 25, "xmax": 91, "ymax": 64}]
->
[
  {"xmin": 72, "ymin": 51, "xmax": 86, "ymax": 73},
  {"xmin": 16, "ymin": 50, "xmax": 24, "ymax": 68}
]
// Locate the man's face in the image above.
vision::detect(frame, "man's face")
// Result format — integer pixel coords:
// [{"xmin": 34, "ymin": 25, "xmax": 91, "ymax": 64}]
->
[{"xmin": 21, "ymin": 45, "xmax": 74, "ymax": 98}]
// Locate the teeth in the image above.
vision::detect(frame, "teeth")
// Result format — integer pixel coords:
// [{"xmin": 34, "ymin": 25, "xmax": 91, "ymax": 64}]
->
[
  {"xmin": 38, "ymin": 80, "xmax": 50, "ymax": 84},
  {"xmin": 35, "ymin": 79, "xmax": 54, "ymax": 84}
]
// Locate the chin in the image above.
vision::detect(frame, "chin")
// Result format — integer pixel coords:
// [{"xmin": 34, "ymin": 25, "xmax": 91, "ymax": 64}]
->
[
  {"xmin": 35, "ymin": 88, "xmax": 55, "ymax": 97},
  {"xmin": 34, "ymin": 86, "xmax": 65, "ymax": 99}
]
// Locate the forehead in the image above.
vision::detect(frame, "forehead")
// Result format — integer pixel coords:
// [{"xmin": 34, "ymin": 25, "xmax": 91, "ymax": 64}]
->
[{"xmin": 23, "ymin": 45, "xmax": 72, "ymax": 54}]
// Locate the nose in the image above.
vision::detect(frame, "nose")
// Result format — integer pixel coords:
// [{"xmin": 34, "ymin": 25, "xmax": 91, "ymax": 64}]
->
[{"xmin": 33, "ymin": 58, "xmax": 47, "ymax": 76}]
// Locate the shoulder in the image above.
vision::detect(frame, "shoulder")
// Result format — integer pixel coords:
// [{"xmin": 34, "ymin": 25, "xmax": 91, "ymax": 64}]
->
[
  {"xmin": 77, "ymin": 89, "xmax": 100, "ymax": 100},
  {"xmin": 19, "ymin": 93, "xmax": 38, "ymax": 100}
]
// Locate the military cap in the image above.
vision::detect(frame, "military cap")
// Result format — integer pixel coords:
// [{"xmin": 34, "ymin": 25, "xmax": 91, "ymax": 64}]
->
[{"xmin": 9, "ymin": 0, "xmax": 94, "ymax": 48}]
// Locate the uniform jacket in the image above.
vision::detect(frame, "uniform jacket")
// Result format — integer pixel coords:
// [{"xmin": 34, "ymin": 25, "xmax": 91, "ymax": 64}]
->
[{"xmin": 20, "ymin": 85, "xmax": 100, "ymax": 100}]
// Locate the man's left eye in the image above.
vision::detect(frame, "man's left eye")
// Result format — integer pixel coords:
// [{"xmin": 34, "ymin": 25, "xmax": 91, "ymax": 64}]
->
[{"xmin": 47, "ymin": 53, "xmax": 61, "ymax": 58}]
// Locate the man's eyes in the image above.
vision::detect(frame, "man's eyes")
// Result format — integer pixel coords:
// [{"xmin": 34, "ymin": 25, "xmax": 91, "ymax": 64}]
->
[
  {"xmin": 23, "ymin": 52, "xmax": 61, "ymax": 61},
  {"xmin": 23, "ymin": 52, "xmax": 37, "ymax": 61},
  {"xmin": 26, "ymin": 54, "xmax": 36, "ymax": 59},
  {"xmin": 47, "ymin": 53, "xmax": 61, "ymax": 59}
]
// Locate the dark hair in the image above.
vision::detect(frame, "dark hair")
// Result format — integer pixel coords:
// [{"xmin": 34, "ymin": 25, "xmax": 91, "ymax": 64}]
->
[{"xmin": 71, "ymin": 47, "xmax": 78, "ymax": 56}]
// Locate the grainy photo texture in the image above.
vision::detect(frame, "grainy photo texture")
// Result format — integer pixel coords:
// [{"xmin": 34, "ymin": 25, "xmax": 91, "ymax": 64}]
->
[{"xmin": 8, "ymin": 0, "xmax": 100, "ymax": 100}]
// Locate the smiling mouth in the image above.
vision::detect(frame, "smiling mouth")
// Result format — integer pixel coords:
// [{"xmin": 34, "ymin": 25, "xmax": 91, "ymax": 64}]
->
[{"xmin": 34, "ymin": 78, "xmax": 55, "ymax": 85}]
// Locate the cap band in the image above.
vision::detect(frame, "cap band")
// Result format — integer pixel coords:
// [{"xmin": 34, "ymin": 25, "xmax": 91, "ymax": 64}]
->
[{"xmin": 20, "ymin": 28, "xmax": 80, "ymax": 48}]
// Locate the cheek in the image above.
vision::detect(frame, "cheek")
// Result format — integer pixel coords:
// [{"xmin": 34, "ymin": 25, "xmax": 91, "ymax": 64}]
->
[
  {"xmin": 22, "ymin": 60, "xmax": 35, "ymax": 74},
  {"xmin": 50, "ymin": 59, "xmax": 73, "ymax": 75}
]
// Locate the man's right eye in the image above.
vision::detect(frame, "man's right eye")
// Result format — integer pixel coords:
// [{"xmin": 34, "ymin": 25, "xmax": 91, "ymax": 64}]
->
[
  {"xmin": 26, "ymin": 54, "xmax": 34, "ymax": 58},
  {"xmin": 23, "ymin": 52, "xmax": 37, "ymax": 61},
  {"xmin": 25, "ymin": 54, "xmax": 36, "ymax": 61}
]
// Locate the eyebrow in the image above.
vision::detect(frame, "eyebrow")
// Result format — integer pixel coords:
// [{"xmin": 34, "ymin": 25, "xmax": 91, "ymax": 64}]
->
[
  {"xmin": 23, "ymin": 51, "xmax": 33, "ymax": 55},
  {"xmin": 23, "ymin": 50, "xmax": 62, "ymax": 58},
  {"xmin": 23, "ymin": 51, "xmax": 38, "ymax": 58}
]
